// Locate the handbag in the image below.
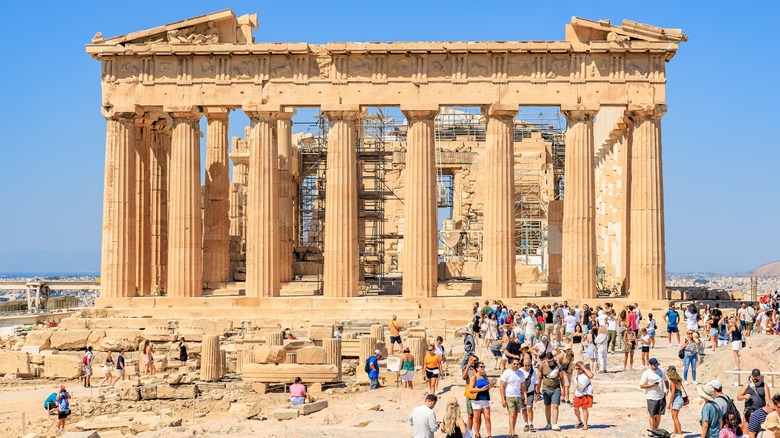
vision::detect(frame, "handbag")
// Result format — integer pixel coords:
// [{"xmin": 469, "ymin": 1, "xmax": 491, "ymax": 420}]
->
[
  {"xmin": 681, "ymin": 384, "xmax": 690, "ymax": 406},
  {"xmin": 464, "ymin": 385, "xmax": 477, "ymax": 400}
]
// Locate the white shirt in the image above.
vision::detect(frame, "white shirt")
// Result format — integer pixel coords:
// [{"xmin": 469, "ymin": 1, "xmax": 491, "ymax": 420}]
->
[
  {"xmin": 534, "ymin": 341, "xmax": 556, "ymax": 357},
  {"xmin": 597, "ymin": 311, "xmax": 607, "ymax": 326},
  {"xmin": 640, "ymin": 367, "xmax": 667, "ymax": 401},
  {"xmin": 574, "ymin": 308, "xmax": 582, "ymax": 322},
  {"xmin": 574, "ymin": 372, "xmax": 593, "ymax": 396},
  {"xmin": 564, "ymin": 315, "xmax": 577, "ymax": 333},
  {"xmin": 606, "ymin": 316, "xmax": 618, "ymax": 331},
  {"xmin": 684, "ymin": 310, "xmax": 698, "ymax": 330},
  {"xmin": 500, "ymin": 368, "xmax": 524, "ymax": 398},
  {"xmin": 522, "ymin": 316, "xmax": 536, "ymax": 335},
  {"xmin": 519, "ymin": 366, "xmax": 539, "ymax": 393},
  {"xmin": 333, "ymin": 330, "xmax": 342, "ymax": 339},
  {"xmin": 408, "ymin": 404, "xmax": 439, "ymax": 438}
]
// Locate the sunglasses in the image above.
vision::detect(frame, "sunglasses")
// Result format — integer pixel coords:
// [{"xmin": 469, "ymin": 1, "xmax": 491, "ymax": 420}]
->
[{"xmin": 478, "ymin": 365, "xmax": 486, "ymax": 368}]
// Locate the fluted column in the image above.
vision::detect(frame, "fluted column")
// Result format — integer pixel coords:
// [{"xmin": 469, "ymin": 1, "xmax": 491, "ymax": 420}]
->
[
  {"xmin": 100, "ymin": 111, "xmax": 137, "ymax": 298},
  {"xmin": 628, "ymin": 105, "xmax": 666, "ymax": 301},
  {"xmin": 562, "ymin": 108, "xmax": 598, "ymax": 300},
  {"xmin": 167, "ymin": 110, "xmax": 203, "ymax": 298},
  {"xmin": 323, "ymin": 338, "xmax": 342, "ymax": 381},
  {"xmin": 481, "ymin": 104, "xmax": 518, "ymax": 298},
  {"xmin": 245, "ymin": 111, "xmax": 281, "ymax": 297},
  {"xmin": 401, "ymin": 108, "xmax": 439, "ymax": 298},
  {"xmin": 277, "ymin": 113, "xmax": 295, "ymax": 283},
  {"xmin": 150, "ymin": 120, "xmax": 170, "ymax": 292},
  {"xmin": 323, "ymin": 109, "xmax": 360, "ymax": 298},
  {"xmin": 200, "ymin": 335, "xmax": 223, "ymax": 382},
  {"xmin": 135, "ymin": 116, "xmax": 153, "ymax": 296},
  {"xmin": 203, "ymin": 108, "xmax": 231, "ymax": 286}
]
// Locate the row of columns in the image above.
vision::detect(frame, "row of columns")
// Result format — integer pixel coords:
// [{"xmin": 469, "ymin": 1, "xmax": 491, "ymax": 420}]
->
[{"xmin": 100, "ymin": 103, "xmax": 666, "ymax": 301}]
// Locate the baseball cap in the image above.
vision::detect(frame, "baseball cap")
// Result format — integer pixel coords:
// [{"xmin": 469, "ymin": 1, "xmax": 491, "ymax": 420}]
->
[
  {"xmin": 709, "ymin": 380, "xmax": 723, "ymax": 390},
  {"xmin": 752, "ymin": 369, "xmax": 761, "ymax": 377},
  {"xmin": 649, "ymin": 358, "xmax": 660, "ymax": 366},
  {"xmin": 374, "ymin": 349, "xmax": 382, "ymax": 355},
  {"xmin": 553, "ymin": 302, "xmax": 559, "ymax": 307}
]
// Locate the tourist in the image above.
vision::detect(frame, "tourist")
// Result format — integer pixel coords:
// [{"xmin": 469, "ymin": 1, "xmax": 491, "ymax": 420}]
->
[
  {"xmin": 738, "ymin": 369, "xmax": 772, "ymax": 424},
  {"xmin": 461, "ymin": 327, "xmax": 476, "ymax": 370},
  {"xmin": 521, "ymin": 309, "xmax": 537, "ymax": 346},
  {"xmin": 333, "ymin": 325, "xmax": 344, "ymax": 339},
  {"xmin": 572, "ymin": 323, "xmax": 585, "ymax": 364},
  {"xmin": 738, "ymin": 302, "xmax": 757, "ymax": 338},
  {"xmin": 760, "ymin": 411, "xmax": 780, "ymax": 438},
  {"xmin": 552, "ymin": 302, "xmax": 565, "ymax": 343},
  {"xmin": 665, "ymin": 304, "xmax": 682, "ymax": 346},
  {"xmin": 710, "ymin": 379, "xmax": 745, "ymax": 437},
  {"xmin": 586, "ymin": 327, "xmax": 598, "ymax": 372},
  {"xmin": 628, "ymin": 305, "xmax": 639, "ymax": 336},
  {"xmin": 746, "ymin": 394, "xmax": 779, "ymax": 437},
  {"xmin": 728, "ymin": 316, "xmax": 744, "ymax": 370},
  {"xmin": 640, "ymin": 357, "xmax": 669, "ymax": 431},
  {"xmin": 685, "ymin": 304, "xmax": 700, "ymax": 335},
  {"xmin": 640, "ymin": 328, "xmax": 652, "ymax": 369},
  {"xmin": 467, "ymin": 361, "xmax": 493, "ymax": 438},
  {"xmin": 423, "ymin": 344, "xmax": 442, "ymax": 395},
  {"xmin": 55, "ymin": 384, "xmax": 71, "ymax": 433},
  {"xmin": 462, "ymin": 354, "xmax": 479, "ymax": 432},
  {"xmin": 647, "ymin": 313, "xmax": 657, "ymax": 348},
  {"xmin": 699, "ymin": 383, "xmax": 723, "ymax": 438},
  {"xmin": 484, "ymin": 312, "xmax": 499, "ymax": 352},
  {"xmin": 400, "ymin": 346, "xmax": 415, "ymax": 389},
  {"xmin": 564, "ymin": 308, "xmax": 577, "ymax": 339},
  {"xmin": 500, "ymin": 358, "xmax": 524, "ymax": 437},
  {"xmin": 83, "ymin": 346, "xmax": 94, "ymax": 387},
  {"xmin": 718, "ymin": 316, "xmax": 731, "ymax": 348},
  {"xmin": 44, "ymin": 390, "xmax": 58, "ymax": 414},
  {"xmin": 606, "ymin": 310, "xmax": 618, "ymax": 353},
  {"xmin": 595, "ymin": 326, "xmax": 608, "ymax": 373},
  {"xmin": 617, "ymin": 308, "xmax": 628, "ymax": 351},
  {"xmin": 709, "ymin": 310, "xmax": 722, "ymax": 350},
  {"xmin": 519, "ymin": 357, "xmax": 538, "ymax": 432},
  {"xmin": 572, "ymin": 360, "xmax": 594, "ymax": 430},
  {"xmin": 558, "ymin": 342, "xmax": 575, "ymax": 404},
  {"xmin": 496, "ymin": 328, "xmax": 513, "ymax": 373},
  {"xmin": 178, "ymin": 338, "xmax": 188, "ymax": 363},
  {"xmin": 98, "ymin": 351, "xmax": 114, "ymax": 387},
  {"xmin": 434, "ymin": 336, "xmax": 448, "ymax": 377},
  {"xmin": 367, "ymin": 349, "xmax": 381, "ymax": 390},
  {"xmin": 388, "ymin": 315, "xmax": 403, "ymax": 355},
  {"xmin": 408, "ymin": 394, "xmax": 439, "ymax": 438},
  {"xmin": 534, "ymin": 334, "xmax": 557, "ymax": 360},
  {"xmin": 624, "ymin": 325, "xmax": 637, "ymax": 371},
  {"xmin": 666, "ymin": 365, "xmax": 687, "ymax": 436},
  {"xmin": 440, "ymin": 397, "xmax": 467, "ymax": 438},
  {"xmin": 682, "ymin": 330, "xmax": 702, "ymax": 384},
  {"xmin": 539, "ymin": 352, "xmax": 562, "ymax": 431},
  {"xmin": 112, "ymin": 349, "xmax": 125, "ymax": 386},
  {"xmin": 143, "ymin": 340, "xmax": 156, "ymax": 374},
  {"xmin": 289, "ymin": 377, "xmax": 311, "ymax": 405},
  {"xmin": 719, "ymin": 411, "xmax": 742, "ymax": 438}
]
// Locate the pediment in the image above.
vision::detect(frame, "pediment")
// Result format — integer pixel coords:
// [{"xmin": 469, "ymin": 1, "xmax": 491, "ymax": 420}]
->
[
  {"xmin": 569, "ymin": 17, "xmax": 687, "ymax": 44},
  {"xmin": 91, "ymin": 9, "xmax": 258, "ymax": 46}
]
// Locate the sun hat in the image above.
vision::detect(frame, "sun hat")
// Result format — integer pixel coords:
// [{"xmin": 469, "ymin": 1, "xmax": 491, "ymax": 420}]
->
[
  {"xmin": 697, "ymin": 383, "xmax": 716, "ymax": 402},
  {"xmin": 374, "ymin": 349, "xmax": 382, "ymax": 355},
  {"xmin": 762, "ymin": 412, "xmax": 780, "ymax": 430}
]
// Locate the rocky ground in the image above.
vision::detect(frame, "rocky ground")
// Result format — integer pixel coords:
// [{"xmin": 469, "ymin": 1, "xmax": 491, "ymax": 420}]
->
[{"xmin": 1, "ymin": 331, "xmax": 778, "ymax": 438}]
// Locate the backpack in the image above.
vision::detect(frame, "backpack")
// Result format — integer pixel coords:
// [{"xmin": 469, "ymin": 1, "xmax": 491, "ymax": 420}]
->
[
  {"xmin": 82, "ymin": 354, "xmax": 89, "ymax": 365},
  {"xmin": 647, "ymin": 428, "xmax": 671, "ymax": 438},
  {"xmin": 364, "ymin": 358, "xmax": 371, "ymax": 373},
  {"xmin": 718, "ymin": 395, "xmax": 742, "ymax": 428}
]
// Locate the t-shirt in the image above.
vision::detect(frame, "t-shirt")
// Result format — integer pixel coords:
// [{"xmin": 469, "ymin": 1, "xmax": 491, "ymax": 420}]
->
[
  {"xmin": 368, "ymin": 356, "xmax": 379, "ymax": 378},
  {"xmin": 574, "ymin": 373, "xmax": 593, "ymax": 397},
  {"xmin": 522, "ymin": 316, "xmax": 536, "ymax": 335},
  {"xmin": 545, "ymin": 310, "xmax": 553, "ymax": 324},
  {"xmin": 388, "ymin": 320, "xmax": 401, "ymax": 337},
  {"xmin": 607, "ymin": 316, "xmax": 618, "ymax": 331},
  {"xmin": 745, "ymin": 307, "xmax": 756, "ymax": 323},
  {"xmin": 640, "ymin": 367, "xmax": 667, "ymax": 400},
  {"xmin": 597, "ymin": 311, "xmax": 607, "ymax": 327},
  {"xmin": 58, "ymin": 393, "xmax": 69, "ymax": 411},
  {"xmin": 505, "ymin": 340, "xmax": 522, "ymax": 359},
  {"xmin": 534, "ymin": 341, "xmax": 556, "ymax": 357},
  {"xmin": 665, "ymin": 310, "xmax": 680, "ymax": 327},
  {"xmin": 628, "ymin": 312, "xmax": 638, "ymax": 330},
  {"xmin": 553, "ymin": 308, "xmax": 565, "ymax": 325},
  {"xmin": 583, "ymin": 308, "xmax": 592, "ymax": 324},
  {"xmin": 519, "ymin": 366, "xmax": 539, "ymax": 393},
  {"xmin": 701, "ymin": 402, "xmax": 722, "ymax": 438},
  {"xmin": 408, "ymin": 404, "xmax": 439, "ymax": 438},
  {"xmin": 423, "ymin": 353, "xmax": 441, "ymax": 370},
  {"xmin": 748, "ymin": 407, "xmax": 769, "ymax": 434},
  {"xmin": 685, "ymin": 310, "xmax": 699, "ymax": 330},
  {"xmin": 500, "ymin": 369, "xmax": 524, "ymax": 398},
  {"xmin": 564, "ymin": 315, "xmax": 577, "ymax": 333},
  {"xmin": 540, "ymin": 362, "xmax": 561, "ymax": 391},
  {"xmin": 116, "ymin": 354, "xmax": 125, "ymax": 370},
  {"xmin": 44, "ymin": 392, "xmax": 57, "ymax": 408},
  {"xmin": 85, "ymin": 351, "xmax": 93, "ymax": 366},
  {"xmin": 290, "ymin": 383, "xmax": 306, "ymax": 397}
]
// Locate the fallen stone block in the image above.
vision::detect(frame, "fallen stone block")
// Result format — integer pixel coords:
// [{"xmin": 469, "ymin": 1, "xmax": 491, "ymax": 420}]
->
[
  {"xmin": 99, "ymin": 337, "xmax": 138, "ymax": 352},
  {"xmin": 242, "ymin": 363, "xmax": 340, "ymax": 384},
  {"xmin": 50, "ymin": 330, "xmax": 91, "ymax": 350},
  {"xmin": 61, "ymin": 432, "xmax": 99, "ymax": 438},
  {"xmin": 307, "ymin": 324, "xmax": 335, "ymax": 341},
  {"xmin": 0, "ymin": 351, "xmax": 31, "ymax": 376},
  {"xmin": 357, "ymin": 403, "xmax": 380, "ymax": 411},
  {"xmin": 25, "ymin": 330, "xmax": 52, "ymax": 349},
  {"xmin": 87, "ymin": 330, "xmax": 106, "ymax": 346},
  {"xmin": 252, "ymin": 382, "xmax": 269, "ymax": 394},
  {"xmin": 21, "ymin": 346, "xmax": 40, "ymax": 355},
  {"xmin": 20, "ymin": 433, "xmax": 39, "ymax": 438},
  {"xmin": 296, "ymin": 346, "xmax": 328, "ymax": 365},
  {"xmin": 131, "ymin": 414, "xmax": 182, "ymax": 432},
  {"xmin": 119, "ymin": 387, "xmax": 141, "ymax": 401},
  {"xmin": 273, "ymin": 408, "xmax": 299, "ymax": 420},
  {"xmin": 228, "ymin": 401, "xmax": 262, "ymax": 419},
  {"xmin": 253, "ymin": 345, "xmax": 286, "ymax": 364},
  {"xmin": 43, "ymin": 355, "xmax": 82, "ymax": 379},
  {"xmin": 295, "ymin": 400, "xmax": 328, "ymax": 415},
  {"xmin": 57, "ymin": 318, "xmax": 88, "ymax": 329},
  {"xmin": 156, "ymin": 384, "xmax": 198, "ymax": 399}
]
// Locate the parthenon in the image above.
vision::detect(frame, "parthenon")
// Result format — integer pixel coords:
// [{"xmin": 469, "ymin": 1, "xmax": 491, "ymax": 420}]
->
[{"xmin": 87, "ymin": 10, "xmax": 686, "ymax": 307}]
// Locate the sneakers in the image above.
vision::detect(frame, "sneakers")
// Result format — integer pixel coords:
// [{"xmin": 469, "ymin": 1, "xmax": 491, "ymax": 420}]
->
[
  {"xmin": 552, "ymin": 424, "xmax": 561, "ymax": 431},
  {"xmin": 543, "ymin": 424, "xmax": 552, "ymax": 430}
]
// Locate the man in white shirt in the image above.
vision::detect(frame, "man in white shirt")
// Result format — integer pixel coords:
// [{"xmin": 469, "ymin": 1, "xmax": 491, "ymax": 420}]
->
[
  {"xmin": 408, "ymin": 394, "xmax": 439, "ymax": 438},
  {"xmin": 522, "ymin": 310, "xmax": 538, "ymax": 345},
  {"xmin": 501, "ymin": 358, "xmax": 524, "ymax": 437},
  {"xmin": 534, "ymin": 335, "xmax": 557, "ymax": 359},
  {"xmin": 520, "ymin": 358, "xmax": 539, "ymax": 432},
  {"xmin": 639, "ymin": 358, "xmax": 669, "ymax": 430},
  {"xmin": 564, "ymin": 310, "xmax": 578, "ymax": 337}
]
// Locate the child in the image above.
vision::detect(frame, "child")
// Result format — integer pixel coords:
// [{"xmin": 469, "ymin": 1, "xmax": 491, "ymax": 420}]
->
[
  {"xmin": 647, "ymin": 313, "xmax": 657, "ymax": 348},
  {"xmin": 639, "ymin": 328, "xmax": 651, "ymax": 368}
]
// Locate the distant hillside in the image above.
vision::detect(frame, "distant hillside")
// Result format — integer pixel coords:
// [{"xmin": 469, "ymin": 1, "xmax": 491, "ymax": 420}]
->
[{"xmin": 753, "ymin": 261, "xmax": 780, "ymax": 277}]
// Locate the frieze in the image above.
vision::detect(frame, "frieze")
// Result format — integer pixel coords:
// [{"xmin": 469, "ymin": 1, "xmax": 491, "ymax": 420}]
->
[
  {"xmin": 349, "ymin": 55, "xmax": 371, "ymax": 80},
  {"xmin": 468, "ymin": 55, "xmax": 488, "ymax": 79},
  {"xmin": 428, "ymin": 55, "xmax": 450, "ymax": 80},
  {"xmin": 270, "ymin": 57, "xmax": 292, "ymax": 81},
  {"xmin": 155, "ymin": 57, "xmax": 176, "ymax": 83},
  {"xmin": 389, "ymin": 57, "xmax": 411, "ymax": 80}
]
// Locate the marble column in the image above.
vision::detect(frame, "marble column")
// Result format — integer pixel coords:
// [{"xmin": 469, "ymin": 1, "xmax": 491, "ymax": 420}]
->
[
  {"xmin": 245, "ymin": 111, "xmax": 281, "ymax": 297},
  {"xmin": 277, "ymin": 113, "xmax": 295, "ymax": 283},
  {"xmin": 167, "ymin": 110, "xmax": 203, "ymax": 298},
  {"xmin": 135, "ymin": 116, "xmax": 153, "ymax": 296},
  {"xmin": 322, "ymin": 109, "xmax": 360, "ymax": 298},
  {"xmin": 150, "ymin": 120, "xmax": 170, "ymax": 293},
  {"xmin": 401, "ymin": 108, "xmax": 439, "ymax": 298},
  {"xmin": 203, "ymin": 108, "xmax": 231, "ymax": 286},
  {"xmin": 562, "ymin": 108, "xmax": 598, "ymax": 300},
  {"xmin": 100, "ymin": 111, "xmax": 137, "ymax": 298},
  {"xmin": 481, "ymin": 104, "xmax": 518, "ymax": 298},
  {"xmin": 628, "ymin": 105, "xmax": 666, "ymax": 301}
]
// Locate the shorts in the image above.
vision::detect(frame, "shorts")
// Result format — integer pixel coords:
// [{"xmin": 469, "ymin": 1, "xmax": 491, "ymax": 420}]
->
[
  {"xmin": 647, "ymin": 397, "xmax": 666, "ymax": 416},
  {"xmin": 471, "ymin": 400, "xmax": 490, "ymax": 410},
  {"xmin": 45, "ymin": 401, "xmax": 58, "ymax": 410},
  {"xmin": 574, "ymin": 394, "xmax": 593, "ymax": 409},
  {"xmin": 641, "ymin": 346, "xmax": 650, "ymax": 353},
  {"xmin": 521, "ymin": 392, "xmax": 535, "ymax": 409},
  {"xmin": 648, "ymin": 329, "xmax": 656, "ymax": 337},
  {"xmin": 58, "ymin": 410, "xmax": 70, "ymax": 419},
  {"xmin": 553, "ymin": 324, "xmax": 563, "ymax": 337},
  {"xmin": 506, "ymin": 397, "xmax": 522, "ymax": 413},
  {"xmin": 425, "ymin": 368, "xmax": 440, "ymax": 379},
  {"xmin": 466, "ymin": 398, "xmax": 473, "ymax": 415},
  {"xmin": 740, "ymin": 321, "xmax": 746, "ymax": 330},
  {"xmin": 667, "ymin": 326, "xmax": 679, "ymax": 333},
  {"xmin": 732, "ymin": 340, "xmax": 742, "ymax": 351},
  {"xmin": 671, "ymin": 394, "xmax": 684, "ymax": 410},
  {"xmin": 709, "ymin": 328, "xmax": 719, "ymax": 337},
  {"xmin": 745, "ymin": 322, "xmax": 754, "ymax": 332},
  {"xmin": 116, "ymin": 369, "xmax": 125, "ymax": 378},
  {"xmin": 718, "ymin": 339, "xmax": 728, "ymax": 347},
  {"xmin": 84, "ymin": 365, "xmax": 92, "ymax": 376},
  {"xmin": 290, "ymin": 396, "xmax": 305, "ymax": 405},
  {"xmin": 542, "ymin": 389, "xmax": 561, "ymax": 406},
  {"xmin": 102, "ymin": 365, "xmax": 112, "ymax": 375},
  {"xmin": 390, "ymin": 336, "xmax": 402, "ymax": 345},
  {"xmin": 401, "ymin": 370, "xmax": 414, "ymax": 382}
]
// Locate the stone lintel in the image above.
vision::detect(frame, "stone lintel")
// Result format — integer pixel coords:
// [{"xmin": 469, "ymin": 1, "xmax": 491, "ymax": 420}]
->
[{"xmin": 242, "ymin": 103, "xmax": 283, "ymax": 114}]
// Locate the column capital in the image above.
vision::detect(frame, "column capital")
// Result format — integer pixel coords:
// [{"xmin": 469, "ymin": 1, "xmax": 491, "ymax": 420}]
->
[
  {"xmin": 401, "ymin": 108, "xmax": 438, "ymax": 121},
  {"xmin": 627, "ymin": 104, "xmax": 667, "ymax": 121},
  {"xmin": 101, "ymin": 107, "xmax": 138, "ymax": 121},
  {"xmin": 321, "ymin": 104, "xmax": 362, "ymax": 121},
  {"xmin": 204, "ymin": 107, "xmax": 231, "ymax": 120},
  {"xmin": 168, "ymin": 110, "xmax": 202, "ymax": 121},
  {"xmin": 481, "ymin": 103, "xmax": 518, "ymax": 119}
]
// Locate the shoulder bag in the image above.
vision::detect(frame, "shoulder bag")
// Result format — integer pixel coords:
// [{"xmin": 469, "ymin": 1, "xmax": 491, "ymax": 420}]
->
[{"xmin": 681, "ymin": 383, "xmax": 690, "ymax": 406}]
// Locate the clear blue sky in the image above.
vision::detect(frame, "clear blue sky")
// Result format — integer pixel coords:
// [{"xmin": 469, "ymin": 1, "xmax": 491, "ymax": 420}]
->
[{"xmin": 0, "ymin": 1, "xmax": 777, "ymax": 274}]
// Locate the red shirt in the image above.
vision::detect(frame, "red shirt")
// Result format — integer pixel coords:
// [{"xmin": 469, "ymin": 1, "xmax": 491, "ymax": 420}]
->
[{"xmin": 628, "ymin": 312, "xmax": 638, "ymax": 331}]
